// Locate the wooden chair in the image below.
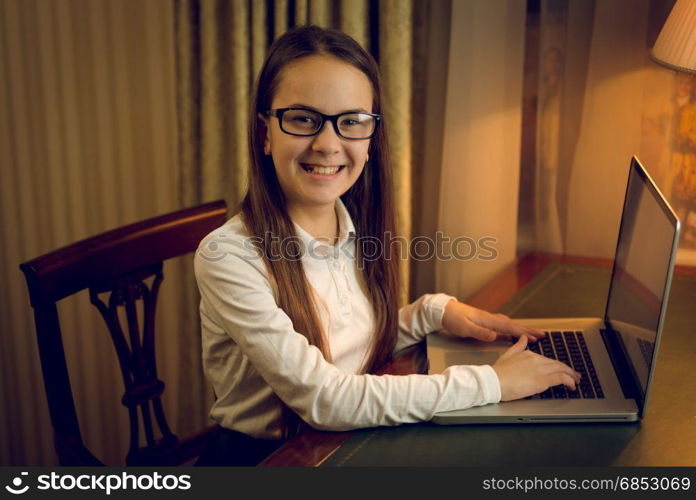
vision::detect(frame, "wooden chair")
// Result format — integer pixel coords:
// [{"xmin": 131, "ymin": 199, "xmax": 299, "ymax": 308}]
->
[{"xmin": 19, "ymin": 200, "xmax": 227, "ymax": 466}]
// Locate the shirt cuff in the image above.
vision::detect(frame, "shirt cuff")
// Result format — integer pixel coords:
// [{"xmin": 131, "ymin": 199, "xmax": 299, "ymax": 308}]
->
[
  {"xmin": 477, "ymin": 364, "xmax": 502, "ymax": 404},
  {"xmin": 442, "ymin": 363, "xmax": 502, "ymax": 409},
  {"xmin": 423, "ymin": 293, "xmax": 458, "ymax": 331}
]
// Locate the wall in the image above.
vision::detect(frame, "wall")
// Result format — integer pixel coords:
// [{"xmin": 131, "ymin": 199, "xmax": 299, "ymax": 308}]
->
[{"xmin": 435, "ymin": 0, "xmax": 526, "ymax": 301}]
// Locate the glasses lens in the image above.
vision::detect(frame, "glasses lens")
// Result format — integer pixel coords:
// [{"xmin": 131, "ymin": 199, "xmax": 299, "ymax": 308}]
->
[
  {"xmin": 337, "ymin": 113, "xmax": 376, "ymax": 139},
  {"xmin": 281, "ymin": 109, "xmax": 322, "ymax": 135}
]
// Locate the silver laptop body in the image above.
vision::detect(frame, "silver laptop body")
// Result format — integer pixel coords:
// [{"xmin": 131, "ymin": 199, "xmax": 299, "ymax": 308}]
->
[{"xmin": 427, "ymin": 157, "xmax": 681, "ymax": 424}]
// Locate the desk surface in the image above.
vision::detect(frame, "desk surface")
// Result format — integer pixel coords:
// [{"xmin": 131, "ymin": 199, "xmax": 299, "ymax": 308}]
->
[{"xmin": 261, "ymin": 253, "xmax": 696, "ymax": 466}]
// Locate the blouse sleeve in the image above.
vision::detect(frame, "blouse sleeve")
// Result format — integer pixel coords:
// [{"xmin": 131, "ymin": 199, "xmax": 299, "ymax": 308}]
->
[
  {"xmin": 194, "ymin": 235, "xmax": 500, "ymax": 431},
  {"xmin": 395, "ymin": 293, "xmax": 457, "ymax": 353}
]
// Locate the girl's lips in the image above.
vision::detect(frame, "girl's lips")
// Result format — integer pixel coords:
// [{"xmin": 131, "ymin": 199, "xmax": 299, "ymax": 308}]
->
[{"xmin": 300, "ymin": 163, "xmax": 346, "ymax": 179}]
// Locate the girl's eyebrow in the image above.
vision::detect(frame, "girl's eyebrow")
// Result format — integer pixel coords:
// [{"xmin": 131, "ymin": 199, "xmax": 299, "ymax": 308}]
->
[{"xmin": 285, "ymin": 103, "xmax": 371, "ymax": 114}]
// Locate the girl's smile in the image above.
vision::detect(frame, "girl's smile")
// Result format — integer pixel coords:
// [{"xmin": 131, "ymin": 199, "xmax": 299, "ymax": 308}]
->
[{"xmin": 300, "ymin": 163, "xmax": 346, "ymax": 178}]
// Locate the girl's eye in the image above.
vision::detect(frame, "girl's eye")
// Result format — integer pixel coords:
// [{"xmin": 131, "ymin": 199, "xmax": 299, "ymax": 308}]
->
[
  {"xmin": 340, "ymin": 119, "xmax": 359, "ymax": 127},
  {"xmin": 291, "ymin": 115, "xmax": 317, "ymax": 124},
  {"xmin": 283, "ymin": 111, "xmax": 321, "ymax": 132}
]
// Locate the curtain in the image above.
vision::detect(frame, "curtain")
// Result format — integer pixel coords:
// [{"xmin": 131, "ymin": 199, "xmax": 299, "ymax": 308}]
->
[
  {"xmin": 519, "ymin": 0, "xmax": 695, "ymax": 264},
  {"xmin": 0, "ymin": 0, "xmax": 185, "ymax": 465}
]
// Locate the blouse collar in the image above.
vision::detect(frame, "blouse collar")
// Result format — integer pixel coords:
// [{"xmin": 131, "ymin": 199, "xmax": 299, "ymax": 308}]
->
[{"xmin": 292, "ymin": 198, "xmax": 356, "ymax": 258}]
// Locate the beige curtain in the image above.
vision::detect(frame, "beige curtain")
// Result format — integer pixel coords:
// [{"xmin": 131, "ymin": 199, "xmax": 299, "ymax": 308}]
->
[
  {"xmin": 519, "ymin": 0, "xmax": 696, "ymax": 264},
  {"xmin": 175, "ymin": 0, "xmax": 427, "ymax": 306},
  {"xmin": 0, "ymin": 0, "xmax": 193, "ymax": 465}
]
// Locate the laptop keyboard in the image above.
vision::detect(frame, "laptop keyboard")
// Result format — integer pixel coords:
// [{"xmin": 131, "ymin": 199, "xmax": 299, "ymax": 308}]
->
[{"xmin": 526, "ymin": 331, "xmax": 605, "ymax": 399}]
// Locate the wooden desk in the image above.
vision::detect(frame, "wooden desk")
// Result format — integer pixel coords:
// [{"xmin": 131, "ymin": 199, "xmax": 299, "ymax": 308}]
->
[{"xmin": 261, "ymin": 253, "xmax": 696, "ymax": 467}]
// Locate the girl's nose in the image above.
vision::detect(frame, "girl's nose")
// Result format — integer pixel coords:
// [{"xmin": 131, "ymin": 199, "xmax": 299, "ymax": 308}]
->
[{"xmin": 310, "ymin": 121, "xmax": 342, "ymax": 154}]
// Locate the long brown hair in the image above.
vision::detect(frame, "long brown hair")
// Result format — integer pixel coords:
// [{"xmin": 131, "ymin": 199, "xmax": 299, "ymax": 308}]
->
[{"xmin": 241, "ymin": 26, "xmax": 399, "ymax": 438}]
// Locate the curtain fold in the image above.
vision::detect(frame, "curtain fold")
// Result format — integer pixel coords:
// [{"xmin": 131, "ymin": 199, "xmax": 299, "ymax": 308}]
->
[
  {"xmin": 380, "ymin": 0, "xmax": 413, "ymax": 300},
  {"xmin": 340, "ymin": 0, "xmax": 368, "ymax": 47}
]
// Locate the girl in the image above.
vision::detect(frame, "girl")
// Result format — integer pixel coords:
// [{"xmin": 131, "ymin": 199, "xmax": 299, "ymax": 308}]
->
[{"xmin": 194, "ymin": 25, "xmax": 580, "ymax": 466}]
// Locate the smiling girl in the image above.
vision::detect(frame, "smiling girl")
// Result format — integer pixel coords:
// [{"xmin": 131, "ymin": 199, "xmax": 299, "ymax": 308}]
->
[{"xmin": 194, "ymin": 26, "xmax": 580, "ymax": 466}]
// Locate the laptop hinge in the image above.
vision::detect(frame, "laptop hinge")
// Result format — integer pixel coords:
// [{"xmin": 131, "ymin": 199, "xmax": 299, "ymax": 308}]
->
[{"xmin": 600, "ymin": 327, "xmax": 642, "ymax": 403}]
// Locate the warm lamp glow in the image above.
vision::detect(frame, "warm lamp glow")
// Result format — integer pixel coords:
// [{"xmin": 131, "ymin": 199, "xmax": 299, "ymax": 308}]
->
[{"xmin": 650, "ymin": 0, "xmax": 696, "ymax": 74}]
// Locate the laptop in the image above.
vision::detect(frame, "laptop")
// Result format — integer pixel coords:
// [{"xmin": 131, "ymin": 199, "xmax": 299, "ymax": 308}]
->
[{"xmin": 427, "ymin": 156, "xmax": 681, "ymax": 424}]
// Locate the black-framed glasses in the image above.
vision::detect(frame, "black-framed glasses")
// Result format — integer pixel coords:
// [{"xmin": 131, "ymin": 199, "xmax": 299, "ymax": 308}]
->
[{"xmin": 267, "ymin": 107, "xmax": 381, "ymax": 140}]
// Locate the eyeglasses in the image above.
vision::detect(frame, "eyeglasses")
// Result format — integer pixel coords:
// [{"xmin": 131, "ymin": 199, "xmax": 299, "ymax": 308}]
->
[{"xmin": 266, "ymin": 108, "xmax": 381, "ymax": 140}]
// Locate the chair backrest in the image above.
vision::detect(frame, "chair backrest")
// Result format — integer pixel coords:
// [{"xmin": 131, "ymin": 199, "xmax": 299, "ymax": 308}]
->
[{"xmin": 19, "ymin": 200, "xmax": 227, "ymax": 465}]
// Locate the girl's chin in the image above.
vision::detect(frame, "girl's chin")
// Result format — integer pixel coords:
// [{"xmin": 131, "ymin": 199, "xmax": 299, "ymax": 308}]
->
[
  {"xmin": 290, "ymin": 186, "xmax": 350, "ymax": 208},
  {"xmin": 300, "ymin": 192, "xmax": 343, "ymax": 206}
]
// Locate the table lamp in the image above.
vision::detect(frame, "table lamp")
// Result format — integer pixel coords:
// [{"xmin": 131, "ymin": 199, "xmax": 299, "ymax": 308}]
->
[{"xmin": 650, "ymin": 0, "xmax": 696, "ymax": 74}]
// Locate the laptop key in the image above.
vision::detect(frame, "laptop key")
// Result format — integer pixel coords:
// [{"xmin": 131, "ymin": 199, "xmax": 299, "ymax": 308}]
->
[
  {"xmin": 541, "ymin": 342, "xmax": 555, "ymax": 358},
  {"xmin": 552, "ymin": 385, "xmax": 568, "ymax": 398},
  {"xmin": 579, "ymin": 380, "xmax": 595, "ymax": 398},
  {"xmin": 567, "ymin": 389, "xmax": 582, "ymax": 399},
  {"xmin": 580, "ymin": 387, "xmax": 594, "ymax": 398}
]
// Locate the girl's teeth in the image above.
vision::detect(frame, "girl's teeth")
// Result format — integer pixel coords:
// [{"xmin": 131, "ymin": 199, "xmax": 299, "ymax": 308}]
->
[{"xmin": 308, "ymin": 165, "xmax": 340, "ymax": 175}]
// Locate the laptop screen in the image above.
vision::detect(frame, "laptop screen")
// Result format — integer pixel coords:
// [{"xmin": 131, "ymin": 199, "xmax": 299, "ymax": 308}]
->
[{"xmin": 604, "ymin": 158, "xmax": 680, "ymax": 398}]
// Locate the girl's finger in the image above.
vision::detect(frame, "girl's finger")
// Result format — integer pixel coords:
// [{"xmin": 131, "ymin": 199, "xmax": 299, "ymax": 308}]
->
[
  {"xmin": 465, "ymin": 322, "xmax": 498, "ymax": 342},
  {"xmin": 481, "ymin": 314, "xmax": 544, "ymax": 341}
]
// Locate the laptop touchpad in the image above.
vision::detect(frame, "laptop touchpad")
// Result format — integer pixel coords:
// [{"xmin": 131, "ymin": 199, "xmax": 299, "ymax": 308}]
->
[{"xmin": 445, "ymin": 351, "xmax": 500, "ymax": 367}]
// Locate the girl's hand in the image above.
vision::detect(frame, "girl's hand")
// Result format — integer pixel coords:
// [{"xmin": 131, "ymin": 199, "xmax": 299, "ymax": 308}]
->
[
  {"xmin": 441, "ymin": 299, "xmax": 545, "ymax": 343},
  {"xmin": 492, "ymin": 336, "xmax": 581, "ymax": 401}
]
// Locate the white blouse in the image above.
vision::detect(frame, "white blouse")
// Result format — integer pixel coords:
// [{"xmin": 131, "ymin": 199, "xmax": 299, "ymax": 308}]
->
[{"xmin": 194, "ymin": 198, "xmax": 501, "ymax": 439}]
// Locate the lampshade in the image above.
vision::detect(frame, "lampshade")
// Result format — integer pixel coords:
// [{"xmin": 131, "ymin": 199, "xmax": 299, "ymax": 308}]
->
[{"xmin": 650, "ymin": 0, "xmax": 696, "ymax": 74}]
